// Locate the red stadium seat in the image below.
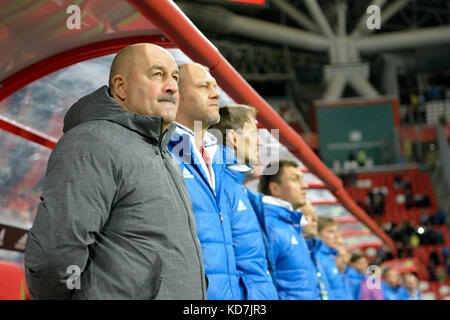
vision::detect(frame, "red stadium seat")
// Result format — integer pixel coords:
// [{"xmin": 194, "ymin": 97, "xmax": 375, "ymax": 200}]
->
[{"xmin": 0, "ymin": 261, "xmax": 25, "ymax": 300}]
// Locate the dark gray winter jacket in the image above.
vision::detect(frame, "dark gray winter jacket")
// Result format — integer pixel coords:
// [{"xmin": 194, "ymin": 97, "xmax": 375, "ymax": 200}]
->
[{"xmin": 24, "ymin": 86, "xmax": 207, "ymax": 300}]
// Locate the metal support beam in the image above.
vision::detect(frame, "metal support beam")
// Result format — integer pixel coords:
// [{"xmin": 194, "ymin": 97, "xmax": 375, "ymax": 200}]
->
[
  {"xmin": 358, "ymin": 25, "xmax": 450, "ymax": 53},
  {"xmin": 336, "ymin": 0, "xmax": 347, "ymax": 37},
  {"xmin": 323, "ymin": 73, "xmax": 346, "ymax": 101},
  {"xmin": 381, "ymin": 0, "xmax": 412, "ymax": 28},
  {"xmin": 348, "ymin": 73, "xmax": 380, "ymax": 98},
  {"xmin": 303, "ymin": 0, "xmax": 335, "ymax": 38},
  {"xmin": 271, "ymin": 0, "xmax": 320, "ymax": 33},
  {"xmin": 230, "ymin": 15, "xmax": 330, "ymax": 51},
  {"xmin": 177, "ymin": 1, "xmax": 329, "ymax": 52}
]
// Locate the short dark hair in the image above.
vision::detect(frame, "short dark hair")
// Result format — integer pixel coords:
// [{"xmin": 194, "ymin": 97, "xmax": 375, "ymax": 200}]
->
[
  {"xmin": 350, "ymin": 251, "xmax": 366, "ymax": 264},
  {"xmin": 209, "ymin": 104, "xmax": 256, "ymax": 145},
  {"xmin": 258, "ymin": 159, "xmax": 299, "ymax": 196}
]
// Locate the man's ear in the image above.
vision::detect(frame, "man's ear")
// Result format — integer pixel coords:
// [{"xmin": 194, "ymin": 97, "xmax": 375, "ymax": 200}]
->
[
  {"xmin": 268, "ymin": 181, "xmax": 281, "ymax": 198},
  {"xmin": 226, "ymin": 129, "xmax": 239, "ymax": 150},
  {"xmin": 111, "ymin": 74, "xmax": 127, "ymax": 101}
]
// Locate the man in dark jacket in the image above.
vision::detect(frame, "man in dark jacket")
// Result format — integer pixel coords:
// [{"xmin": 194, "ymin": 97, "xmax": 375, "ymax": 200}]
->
[
  {"xmin": 209, "ymin": 104, "xmax": 278, "ymax": 300},
  {"xmin": 24, "ymin": 44, "xmax": 207, "ymax": 300}
]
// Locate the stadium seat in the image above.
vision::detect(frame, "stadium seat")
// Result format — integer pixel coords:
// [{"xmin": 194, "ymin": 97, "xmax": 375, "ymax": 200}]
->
[
  {"xmin": 439, "ymin": 285, "xmax": 450, "ymax": 296},
  {"xmin": 0, "ymin": 261, "xmax": 25, "ymax": 300},
  {"xmin": 419, "ymin": 281, "xmax": 430, "ymax": 291},
  {"xmin": 422, "ymin": 292, "xmax": 437, "ymax": 300}
]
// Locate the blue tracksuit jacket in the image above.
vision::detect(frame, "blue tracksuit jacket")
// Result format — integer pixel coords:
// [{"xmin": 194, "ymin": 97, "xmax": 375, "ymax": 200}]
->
[{"xmin": 168, "ymin": 123, "xmax": 241, "ymax": 300}]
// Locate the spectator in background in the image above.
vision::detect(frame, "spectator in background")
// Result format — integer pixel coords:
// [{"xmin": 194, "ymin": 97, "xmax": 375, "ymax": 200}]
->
[
  {"xmin": 398, "ymin": 272, "xmax": 422, "ymax": 300},
  {"xmin": 429, "ymin": 249, "xmax": 441, "ymax": 266},
  {"xmin": 258, "ymin": 159, "xmax": 322, "ymax": 300},
  {"xmin": 420, "ymin": 212, "xmax": 429, "ymax": 225},
  {"xmin": 381, "ymin": 267, "xmax": 401, "ymax": 300},
  {"xmin": 208, "ymin": 104, "xmax": 278, "ymax": 300},
  {"xmin": 433, "ymin": 208, "xmax": 447, "ymax": 225},
  {"xmin": 405, "ymin": 189, "xmax": 414, "ymax": 209},
  {"xmin": 445, "ymin": 255, "xmax": 450, "ymax": 279},
  {"xmin": 316, "ymin": 217, "xmax": 350, "ymax": 300},
  {"xmin": 403, "ymin": 177, "xmax": 412, "ymax": 192},
  {"xmin": 393, "ymin": 174, "xmax": 403, "ymax": 189},
  {"xmin": 422, "ymin": 192, "xmax": 431, "ymax": 207},
  {"xmin": 427, "ymin": 261, "xmax": 437, "ymax": 281},
  {"xmin": 356, "ymin": 150, "xmax": 367, "ymax": 167}
]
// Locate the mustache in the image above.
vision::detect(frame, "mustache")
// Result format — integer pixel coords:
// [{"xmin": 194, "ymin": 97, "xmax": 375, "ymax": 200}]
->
[{"xmin": 157, "ymin": 95, "xmax": 177, "ymax": 104}]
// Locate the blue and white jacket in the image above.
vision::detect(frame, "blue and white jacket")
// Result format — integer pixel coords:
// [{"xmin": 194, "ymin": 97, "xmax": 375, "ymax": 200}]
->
[
  {"xmin": 306, "ymin": 238, "xmax": 332, "ymax": 300},
  {"xmin": 397, "ymin": 287, "xmax": 422, "ymax": 300},
  {"xmin": 168, "ymin": 123, "xmax": 241, "ymax": 300},
  {"xmin": 345, "ymin": 266, "xmax": 365, "ymax": 300},
  {"xmin": 315, "ymin": 243, "xmax": 353, "ymax": 300},
  {"xmin": 381, "ymin": 281, "xmax": 401, "ymax": 300},
  {"xmin": 221, "ymin": 147, "xmax": 278, "ymax": 300},
  {"xmin": 261, "ymin": 196, "xmax": 321, "ymax": 300}
]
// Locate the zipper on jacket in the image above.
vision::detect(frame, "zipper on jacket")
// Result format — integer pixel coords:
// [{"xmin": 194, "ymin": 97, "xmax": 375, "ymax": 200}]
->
[{"xmin": 217, "ymin": 205, "xmax": 237, "ymax": 299}]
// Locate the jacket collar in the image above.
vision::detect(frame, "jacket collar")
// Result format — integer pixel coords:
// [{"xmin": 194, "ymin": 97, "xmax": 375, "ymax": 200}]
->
[
  {"xmin": 306, "ymin": 238, "xmax": 324, "ymax": 255},
  {"xmin": 63, "ymin": 86, "xmax": 175, "ymax": 148},
  {"xmin": 262, "ymin": 196, "xmax": 303, "ymax": 227},
  {"xmin": 346, "ymin": 266, "xmax": 364, "ymax": 279},
  {"xmin": 174, "ymin": 122, "xmax": 217, "ymax": 147},
  {"xmin": 318, "ymin": 242, "xmax": 339, "ymax": 257},
  {"xmin": 222, "ymin": 145, "xmax": 253, "ymax": 184}
]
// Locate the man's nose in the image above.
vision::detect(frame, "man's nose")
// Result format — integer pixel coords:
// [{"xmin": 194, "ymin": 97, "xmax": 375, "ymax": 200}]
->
[
  {"xmin": 300, "ymin": 178, "xmax": 307, "ymax": 190},
  {"xmin": 164, "ymin": 77, "xmax": 178, "ymax": 94},
  {"xmin": 210, "ymin": 87, "xmax": 220, "ymax": 100}
]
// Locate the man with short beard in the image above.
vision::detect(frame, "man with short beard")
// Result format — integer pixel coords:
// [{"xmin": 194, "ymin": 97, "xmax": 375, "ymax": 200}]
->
[{"xmin": 168, "ymin": 63, "xmax": 241, "ymax": 300}]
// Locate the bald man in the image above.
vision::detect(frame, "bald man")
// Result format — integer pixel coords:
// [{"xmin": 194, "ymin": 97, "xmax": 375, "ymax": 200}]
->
[{"xmin": 25, "ymin": 44, "xmax": 207, "ymax": 300}]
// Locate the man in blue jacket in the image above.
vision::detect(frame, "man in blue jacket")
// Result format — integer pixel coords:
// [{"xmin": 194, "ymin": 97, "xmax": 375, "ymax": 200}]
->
[
  {"xmin": 316, "ymin": 217, "xmax": 351, "ymax": 300},
  {"xmin": 258, "ymin": 159, "xmax": 322, "ymax": 300},
  {"xmin": 301, "ymin": 202, "xmax": 332, "ymax": 300},
  {"xmin": 168, "ymin": 63, "xmax": 241, "ymax": 300},
  {"xmin": 209, "ymin": 104, "xmax": 278, "ymax": 300},
  {"xmin": 381, "ymin": 267, "xmax": 401, "ymax": 300},
  {"xmin": 346, "ymin": 251, "xmax": 369, "ymax": 300},
  {"xmin": 397, "ymin": 272, "xmax": 422, "ymax": 300}
]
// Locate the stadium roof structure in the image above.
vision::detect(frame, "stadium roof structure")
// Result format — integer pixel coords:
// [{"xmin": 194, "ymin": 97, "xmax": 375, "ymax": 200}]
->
[{"xmin": 0, "ymin": 0, "xmax": 396, "ymax": 257}]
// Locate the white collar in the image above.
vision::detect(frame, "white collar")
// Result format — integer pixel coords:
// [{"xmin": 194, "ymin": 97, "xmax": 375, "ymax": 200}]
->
[
  {"xmin": 262, "ymin": 195, "xmax": 294, "ymax": 211},
  {"xmin": 174, "ymin": 122, "xmax": 217, "ymax": 148},
  {"xmin": 227, "ymin": 164, "xmax": 253, "ymax": 173},
  {"xmin": 262, "ymin": 195, "xmax": 309, "ymax": 227}
]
